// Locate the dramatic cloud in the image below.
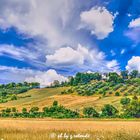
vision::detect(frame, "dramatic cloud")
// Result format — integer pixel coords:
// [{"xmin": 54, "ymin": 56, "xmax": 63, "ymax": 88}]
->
[
  {"xmin": 46, "ymin": 44, "xmax": 119, "ymax": 72},
  {"xmin": 25, "ymin": 69, "xmax": 67, "ymax": 87},
  {"xmin": 46, "ymin": 44, "xmax": 104, "ymax": 67},
  {"xmin": 0, "ymin": 66, "xmax": 67, "ymax": 86},
  {"xmin": 0, "ymin": 0, "xmax": 82, "ymax": 48},
  {"xmin": 80, "ymin": 7, "xmax": 116, "ymax": 39},
  {"xmin": 0, "ymin": 1, "xmax": 122, "ymax": 84},
  {"xmin": 126, "ymin": 56, "xmax": 140, "ymax": 72},
  {"xmin": 0, "ymin": 44, "xmax": 39, "ymax": 61},
  {"xmin": 46, "ymin": 46, "xmax": 84, "ymax": 66}
]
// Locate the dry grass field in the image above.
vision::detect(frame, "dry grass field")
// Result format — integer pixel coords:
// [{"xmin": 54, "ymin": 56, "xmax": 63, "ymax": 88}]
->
[
  {"xmin": 0, "ymin": 88, "xmax": 140, "ymax": 140},
  {"xmin": 0, "ymin": 119, "xmax": 140, "ymax": 140},
  {"xmin": 0, "ymin": 87, "xmax": 122, "ymax": 112}
]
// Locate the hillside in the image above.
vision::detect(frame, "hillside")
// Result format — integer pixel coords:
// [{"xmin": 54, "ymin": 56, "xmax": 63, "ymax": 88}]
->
[
  {"xmin": 0, "ymin": 85, "xmax": 131, "ymax": 112},
  {"xmin": 0, "ymin": 71, "xmax": 140, "ymax": 116}
]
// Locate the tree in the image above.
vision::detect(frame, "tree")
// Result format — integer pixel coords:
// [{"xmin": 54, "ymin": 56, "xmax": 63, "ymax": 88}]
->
[
  {"xmin": 52, "ymin": 80, "xmax": 60, "ymax": 87},
  {"xmin": 1, "ymin": 92, "xmax": 7, "ymax": 97},
  {"xmin": 5, "ymin": 108, "xmax": 11, "ymax": 114},
  {"xmin": 121, "ymin": 70, "xmax": 128, "ymax": 80},
  {"xmin": 129, "ymin": 70, "xmax": 139, "ymax": 79},
  {"xmin": 101, "ymin": 104, "xmax": 118, "ymax": 117},
  {"xmin": 115, "ymin": 92, "xmax": 120, "ymax": 96},
  {"xmin": 83, "ymin": 107, "xmax": 99, "ymax": 118},
  {"xmin": 42, "ymin": 107, "xmax": 49, "ymax": 113},
  {"xmin": 121, "ymin": 97, "xmax": 140, "ymax": 118},
  {"xmin": 120, "ymin": 97, "xmax": 130, "ymax": 105},
  {"xmin": 11, "ymin": 107, "xmax": 17, "ymax": 113},
  {"xmin": 108, "ymin": 72, "xmax": 123, "ymax": 83},
  {"xmin": 11, "ymin": 94, "xmax": 17, "ymax": 100},
  {"xmin": 53, "ymin": 100, "xmax": 58, "ymax": 107},
  {"xmin": 22, "ymin": 108, "xmax": 27, "ymax": 114},
  {"xmin": 29, "ymin": 107, "xmax": 39, "ymax": 113}
]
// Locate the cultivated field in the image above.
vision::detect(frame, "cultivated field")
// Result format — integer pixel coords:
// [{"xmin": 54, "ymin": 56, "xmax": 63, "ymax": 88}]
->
[
  {"xmin": 0, "ymin": 119, "xmax": 140, "ymax": 140},
  {"xmin": 0, "ymin": 87, "xmax": 122, "ymax": 112}
]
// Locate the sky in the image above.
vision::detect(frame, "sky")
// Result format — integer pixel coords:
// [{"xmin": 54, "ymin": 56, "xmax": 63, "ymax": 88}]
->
[{"xmin": 0, "ymin": 0, "xmax": 140, "ymax": 86}]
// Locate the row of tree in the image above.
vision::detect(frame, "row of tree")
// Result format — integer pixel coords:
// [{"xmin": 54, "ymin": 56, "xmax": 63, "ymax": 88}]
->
[
  {"xmin": 84, "ymin": 96, "xmax": 140, "ymax": 118},
  {"xmin": 1, "ymin": 97, "xmax": 140, "ymax": 118},
  {"xmin": 0, "ymin": 101, "xmax": 79, "ymax": 118},
  {"xmin": 51, "ymin": 70, "xmax": 140, "ymax": 87},
  {"xmin": 0, "ymin": 82, "xmax": 40, "ymax": 89}
]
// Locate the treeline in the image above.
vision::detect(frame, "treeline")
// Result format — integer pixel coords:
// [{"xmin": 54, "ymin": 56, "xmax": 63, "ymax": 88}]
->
[
  {"xmin": 1, "ymin": 97, "xmax": 140, "ymax": 119},
  {"xmin": 52, "ymin": 70, "xmax": 140, "ymax": 87},
  {"xmin": 0, "ymin": 101, "xmax": 79, "ymax": 119},
  {"xmin": 0, "ymin": 82, "xmax": 40, "ymax": 103},
  {"xmin": 84, "ymin": 96, "xmax": 140, "ymax": 118},
  {"xmin": 0, "ymin": 82, "xmax": 40, "ymax": 89}
]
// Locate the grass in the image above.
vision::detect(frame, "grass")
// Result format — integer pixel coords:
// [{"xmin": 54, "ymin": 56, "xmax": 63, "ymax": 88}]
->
[
  {"xmin": 0, "ymin": 119, "xmax": 140, "ymax": 140},
  {"xmin": 0, "ymin": 87, "xmax": 132, "ymax": 112},
  {"xmin": 0, "ymin": 87, "xmax": 140, "ymax": 139}
]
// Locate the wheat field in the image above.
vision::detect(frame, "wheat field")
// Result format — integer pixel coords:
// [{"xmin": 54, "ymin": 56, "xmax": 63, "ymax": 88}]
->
[
  {"xmin": 0, "ymin": 87, "xmax": 122, "ymax": 112},
  {"xmin": 0, "ymin": 119, "xmax": 140, "ymax": 140}
]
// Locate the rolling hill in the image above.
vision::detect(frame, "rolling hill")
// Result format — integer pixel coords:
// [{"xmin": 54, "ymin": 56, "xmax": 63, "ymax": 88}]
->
[{"xmin": 0, "ymin": 85, "xmax": 130, "ymax": 112}]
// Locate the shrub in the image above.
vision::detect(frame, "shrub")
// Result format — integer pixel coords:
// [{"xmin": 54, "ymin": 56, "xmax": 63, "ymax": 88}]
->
[
  {"xmin": 11, "ymin": 94, "xmax": 17, "ymax": 100},
  {"xmin": 83, "ymin": 107, "xmax": 99, "ymax": 118},
  {"xmin": 115, "ymin": 92, "xmax": 120, "ymax": 96},
  {"xmin": 101, "ymin": 104, "xmax": 118, "ymax": 117},
  {"xmin": 120, "ymin": 97, "xmax": 131, "ymax": 105},
  {"xmin": 53, "ymin": 101, "xmax": 58, "ymax": 107}
]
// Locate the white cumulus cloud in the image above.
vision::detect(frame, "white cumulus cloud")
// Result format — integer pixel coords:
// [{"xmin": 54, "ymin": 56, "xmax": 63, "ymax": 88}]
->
[
  {"xmin": 46, "ymin": 46, "xmax": 84, "ymax": 66},
  {"xmin": 46, "ymin": 44, "xmax": 119, "ymax": 72},
  {"xmin": 0, "ymin": 65, "xmax": 67, "ymax": 86},
  {"xmin": 46, "ymin": 44, "xmax": 105, "ymax": 67},
  {"xmin": 25, "ymin": 69, "xmax": 67, "ymax": 87},
  {"xmin": 106, "ymin": 60, "xmax": 119, "ymax": 71},
  {"xmin": 80, "ymin": 7, "xmax": 116, "ymax": 39},
  {"xmin": 129, "ymin": 18, "xmax": 140, "ymax": 28},
  {"xmin": 126, "ymin": 56, "xmax": 140, "ymax": 72}
]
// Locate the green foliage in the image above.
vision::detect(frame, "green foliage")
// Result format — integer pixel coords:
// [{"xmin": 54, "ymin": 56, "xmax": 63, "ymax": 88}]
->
[
  {"xmin": 11, "ymin": 94, "xmax": 17, "ymax": 100},
  {"xmin": 115, "ymin": 92, "xmax": 120, "ymax": 96},
  {"xmin": 0, "ymin": 101, "xmax": 80, "ymax": 119},
  {"xmin": 129, "ymin": 70, "xmax": 139, "ymax": 79},
  {"xmin": 53, "ymin": 100, "xmax": 58, "ymax": 106},
  {"xmin": 121, "ymin": 96, "xmax": 140, "ymax": 118},
  {"xmin": 101, "ymin": 104, "xmax": 118, "ymax": 117},
  {"xmin": 121, "ymin": 70, "xmax": 128, "ymax": 80},
  {"xmin": 120, "ymin": 97, "xmax": 130, "ymax": 105},
  {"xmin": 0, "ymin": 82, "xmax": 40, "ymax": 103},
  {"xmin": 68, "ymin": 72, "xmax": 102, "ymax": 86},
  {"xmin": 108, "ymin": 72, "xmax": 123, "ymax": 83},
  {"xmin": 83, "ymin": 107, "xmax": 99, "ymax": 118}
]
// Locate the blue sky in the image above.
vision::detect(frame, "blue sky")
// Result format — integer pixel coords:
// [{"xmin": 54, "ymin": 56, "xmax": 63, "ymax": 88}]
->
[{"xmin": 0, "ymin": 0, "xmax": 140, "ymax": 86}]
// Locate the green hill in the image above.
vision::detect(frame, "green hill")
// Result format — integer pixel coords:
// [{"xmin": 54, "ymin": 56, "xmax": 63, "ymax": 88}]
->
[{"xmin": 0, "ymin": 83, "xmax": 136, "ymax": 113}]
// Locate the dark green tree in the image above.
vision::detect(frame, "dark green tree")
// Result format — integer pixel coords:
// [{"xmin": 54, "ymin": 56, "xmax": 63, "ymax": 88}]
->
[{"xmin": 101, "ymin": 104, "xmax": 118, "ymax": 117}]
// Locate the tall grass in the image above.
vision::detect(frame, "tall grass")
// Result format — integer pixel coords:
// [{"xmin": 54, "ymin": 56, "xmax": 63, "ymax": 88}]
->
[
  {"xmin": 1, "ymin": 119, "xmax": 140, "ymax": 140},
  {"xmin": 0, "ymin": 128, "xmax": 140, "ymax": 140}
]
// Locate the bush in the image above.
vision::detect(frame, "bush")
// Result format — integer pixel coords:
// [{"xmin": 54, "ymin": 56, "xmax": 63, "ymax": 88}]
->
[
  {"xmin": 83, "ymin": 107, "xmax": 99, "ymax": 118},
  {"xmin": 120, "ymin": 97, "xmax": 131, "ymax": 105},
  {"xmin": 115, "ymin": 92, "xmax": 120, "ymax": 96},
  {"xmin": 101, "ymin": 104, "xmax": 118, "ymax": 117},
  {"xmin": 11, "ymin": 94, "xmax": 17, "ymax": 100},
  {"xmin": 53, "ymin": 101, "xmax": 58, "ymax": 106}
]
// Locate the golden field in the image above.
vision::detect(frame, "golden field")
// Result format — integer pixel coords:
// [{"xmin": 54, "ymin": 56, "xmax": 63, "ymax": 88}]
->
[
  {"xmin": 0, "ymin": 119, "xmax": 140, "ymax": 140},
  {"xmin": 0, "ymin": 87, "xmax": 140, "ymax": 140},
  {"xmin": 0, "ymin": 87, "xmax": 122, "ymax": 112}
]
